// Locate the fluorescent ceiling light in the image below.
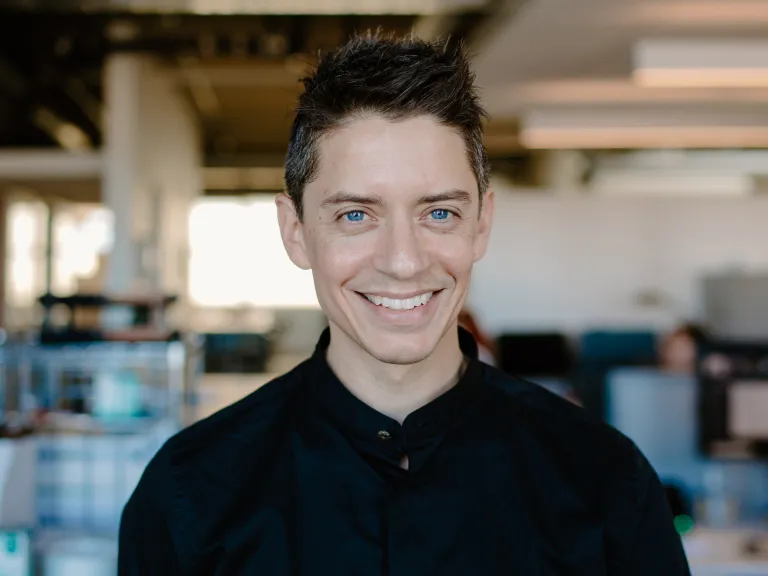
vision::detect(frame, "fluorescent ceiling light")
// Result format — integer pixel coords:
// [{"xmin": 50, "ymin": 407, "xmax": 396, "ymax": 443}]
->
[
  {"xmin": 32, "ymin": 108, "xmax": 92, "ymax": 151},
  {"xmin": 631, "ymin": 1, "xmax": 768, "ymax": 25},
  {"xmin": 55, "ymin": 124, "xmax": 91, "ymax": 151},
  {"xmin": 634, "ymin": 39, "xmax": 768, "ymax": 87},
  {"xmin": 520, "ymin": 106, "xmax": 768, "ymax": 149}
]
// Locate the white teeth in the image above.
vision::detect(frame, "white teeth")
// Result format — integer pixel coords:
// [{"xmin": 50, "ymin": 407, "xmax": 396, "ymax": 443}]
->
[{"xmin": 364, "ymin": 292, "xmax": 434, "ymax": 310}]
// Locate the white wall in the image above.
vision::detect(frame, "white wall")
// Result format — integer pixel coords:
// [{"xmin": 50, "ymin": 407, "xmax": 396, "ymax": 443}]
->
[{"xmin": 467, "ymin": 182, "xmax": 768, "ymax": 335}]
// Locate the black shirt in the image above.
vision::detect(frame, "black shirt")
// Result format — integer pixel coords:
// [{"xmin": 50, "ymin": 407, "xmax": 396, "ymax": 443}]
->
[{"xmin": 118, "ymin": 328, "xmax": 691, "ymax": 575}]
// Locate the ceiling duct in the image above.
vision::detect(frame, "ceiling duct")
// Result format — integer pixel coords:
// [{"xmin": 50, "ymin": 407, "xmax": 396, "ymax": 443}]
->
[{"xmin": 633, "ymin": 38, "xmax": 768, "ymax": 88}]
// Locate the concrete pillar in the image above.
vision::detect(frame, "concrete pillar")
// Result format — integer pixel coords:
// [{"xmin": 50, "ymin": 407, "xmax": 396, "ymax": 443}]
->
[
  {"xmin": 102, "ymin": 54, "xmax": 142, "ymax": 295},
  {"xmin": 101, "ymin": 53, "xmax": 202, "ymax": 308}
]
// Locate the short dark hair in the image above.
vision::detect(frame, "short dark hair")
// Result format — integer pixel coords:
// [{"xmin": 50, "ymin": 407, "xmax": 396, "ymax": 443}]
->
[
  {"xmin": 673, "ymin": 323, "xmax": 710, "ymax": 346},
  {"xmin": 284, "ymin": 31, "xmax": 490, "ymax": 220}
]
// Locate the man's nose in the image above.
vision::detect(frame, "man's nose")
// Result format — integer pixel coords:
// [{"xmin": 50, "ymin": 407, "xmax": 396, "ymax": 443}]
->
[{"xmin": 372, "ymin": 217, "xmax": 430, "ymax": 280}]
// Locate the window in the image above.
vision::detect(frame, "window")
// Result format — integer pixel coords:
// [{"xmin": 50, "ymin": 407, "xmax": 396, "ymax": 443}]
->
[
  {"xmin": 6, "ymin": 200, "xmax": 48, "ymax": 311},
  {"xmin": 188, "ymin": 195, "xmax": 318, "ymax": 308}
]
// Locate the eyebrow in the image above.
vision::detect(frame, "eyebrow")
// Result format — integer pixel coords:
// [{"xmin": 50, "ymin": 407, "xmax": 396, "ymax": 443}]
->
[
  {"xmin": 319, "ymin": 189, "xmax": 473, "ymax": 209},
  {"xmin": 319, "ymin": 192, "xmax": 384, "ymax": 209},
  {"xmin": 416, "ymin": 190, "xmax": 473, "ymax": 205}
]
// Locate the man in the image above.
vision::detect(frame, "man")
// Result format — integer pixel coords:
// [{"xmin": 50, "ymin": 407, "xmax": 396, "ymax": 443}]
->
[{"xmin": 118, "ymin": 32, "xmax": 690, "ymax": 575}]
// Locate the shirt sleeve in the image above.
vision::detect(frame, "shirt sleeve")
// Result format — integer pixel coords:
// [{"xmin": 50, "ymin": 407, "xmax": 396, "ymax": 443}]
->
[
  {"xmin": 607, "ymin": 443, "xmax": 692, "ymax": 576},
  {"xmin": 118, "ymin": 449, "xmax": 184, "ymax": 575}
]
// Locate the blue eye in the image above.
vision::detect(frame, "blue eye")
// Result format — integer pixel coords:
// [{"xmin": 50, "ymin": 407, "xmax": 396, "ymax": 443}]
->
[
  {"xmin": 430, "ymin": 209, "xmax": 451, "ymax": 220},
  {"xmin": 344, "ymin": 210, "xmax": 365, "ymax": 222}
]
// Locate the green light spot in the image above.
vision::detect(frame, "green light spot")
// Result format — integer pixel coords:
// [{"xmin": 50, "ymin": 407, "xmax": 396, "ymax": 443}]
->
[{"xmin": 673, "ymin": 514, "xmax": 695, "ymax": 535}]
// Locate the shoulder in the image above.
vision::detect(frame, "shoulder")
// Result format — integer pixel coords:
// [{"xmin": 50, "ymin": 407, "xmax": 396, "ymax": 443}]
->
[
  {"xmin": 125, "ymin": 360, "xmax": 309, "ymax": 562},
  {"xmin": 484, "ymin": 364, "xmax": 630, "ymax": 448},
  {"xmin": 168, "ymin": 360, "xmax": 307, "ymax": 458},
  {"xmin": 483, "ymin": 366, "xmax": 687, "ymax": 571},
  {"xmin": 482, "ymin": 364, "xmax": 650, "ymax": 500}
]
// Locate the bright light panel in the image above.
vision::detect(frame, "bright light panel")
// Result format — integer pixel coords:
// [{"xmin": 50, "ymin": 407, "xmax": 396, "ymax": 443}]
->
[{"xmin": 6, "ymin": 201, "xmax": 48, "ymax": 308}]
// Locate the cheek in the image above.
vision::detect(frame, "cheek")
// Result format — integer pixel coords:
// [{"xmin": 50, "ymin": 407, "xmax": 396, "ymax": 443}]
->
[
  {"xmin": 309, "ymin": 235, "xmax": 372, "ymax": 284},
  {"xmin": 430, "ymin": 236, "xmax": 476, "ymax": 277},
  {"xmin": 678, "ymin": 342, "xmax": 695, "ymax": 360}
]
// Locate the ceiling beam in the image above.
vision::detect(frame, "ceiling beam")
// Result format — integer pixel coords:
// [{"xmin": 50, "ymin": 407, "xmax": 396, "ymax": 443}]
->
[
  {"xmin": 483, "ymin": 79, "xmax": 768, "ymax": 118},
  {"xmin": 0, "ymin": 150, "xmax": 102, "ymax": 179}
]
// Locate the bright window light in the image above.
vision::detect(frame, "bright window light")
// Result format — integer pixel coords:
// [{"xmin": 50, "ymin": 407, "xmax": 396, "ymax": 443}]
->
[
  {"xmin": 6, "ymin": 201, "xmax": 48, "ymax": 308},
  {"xmin": 188, "ymin": 195, "xmax": 319, "ymax": 308},
  {"xmin": 52, "ymin": 206, "xmax": 114, "ymax": 295}
]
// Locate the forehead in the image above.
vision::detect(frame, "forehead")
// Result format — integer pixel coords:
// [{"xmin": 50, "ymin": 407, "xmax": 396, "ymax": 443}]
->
[{"xmin": 308, "ymin": 115, "xmax": 478, "ymax": 203}]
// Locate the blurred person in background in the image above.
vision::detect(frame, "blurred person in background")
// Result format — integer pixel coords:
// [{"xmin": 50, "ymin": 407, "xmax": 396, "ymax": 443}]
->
[
  {"xmin": 119, "ymin": 31, "xmax": 690, "ymax": 575},
  {"xmin": 659, "ymin": 323, "xmax": 709, "ymax": 375},
  {"xmin": 458, "ymin": 308, "xmax": 497, "ymax": 365}
]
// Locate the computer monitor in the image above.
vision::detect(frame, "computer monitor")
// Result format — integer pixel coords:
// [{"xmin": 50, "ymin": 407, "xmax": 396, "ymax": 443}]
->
[
  {"xmin": 698, "ymin": 340, "xmax": 768, "ymax": 459},
  {"xmin": 203, "ymin": 333, "xmax": 271, "ymax": 373}
]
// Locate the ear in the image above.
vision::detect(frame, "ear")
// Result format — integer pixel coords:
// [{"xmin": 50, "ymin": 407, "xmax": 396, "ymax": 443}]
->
[
  {"xmin": 276, "ymin": 193, "xmax": 311, "ymax": 270},
  {"xmin": 473, "ymin": 187, "xmax": 494, "ymax": 262}
]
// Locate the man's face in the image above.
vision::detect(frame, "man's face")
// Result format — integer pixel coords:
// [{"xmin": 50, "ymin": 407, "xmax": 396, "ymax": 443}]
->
[{"xmin": 277, "ymin": 115, "xmax": 494, "ymax": 365}]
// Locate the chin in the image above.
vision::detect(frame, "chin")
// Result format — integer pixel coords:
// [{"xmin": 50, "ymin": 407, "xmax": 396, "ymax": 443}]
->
[{"xmin": 361, "ymin": 332, "xmax": 436, "ymax": 366}]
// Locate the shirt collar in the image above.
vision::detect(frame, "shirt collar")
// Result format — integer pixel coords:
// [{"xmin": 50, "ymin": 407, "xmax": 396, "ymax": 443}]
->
[{"xmin": 306, "ymin": 326, "xmax": 484, "ymax": 455}]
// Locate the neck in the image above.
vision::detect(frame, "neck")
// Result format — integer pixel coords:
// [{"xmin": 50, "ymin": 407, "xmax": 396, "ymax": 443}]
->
[{"xmin": 326, "ymin": 324, "xmax": 466, "ymax": 423}]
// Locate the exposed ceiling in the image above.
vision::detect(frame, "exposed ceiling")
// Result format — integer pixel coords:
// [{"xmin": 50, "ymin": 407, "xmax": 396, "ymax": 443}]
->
[
  {"xmin": 0, "ymin": 3, "xmax": 498, "ymax": 158},
  {"xmin": 2, "ymin": 0, "xmax": 767, "ymax": 199},
  {"xmin": 475, "ymin": 0, "xmax": 768, "ymax": 117},
  {"xmin": 2, "ymin": 0, "xmax": 489, "ymax": 15},
  {"xmin": 177, "ymin": 0, "xmax": 768, "ymax": 160}
]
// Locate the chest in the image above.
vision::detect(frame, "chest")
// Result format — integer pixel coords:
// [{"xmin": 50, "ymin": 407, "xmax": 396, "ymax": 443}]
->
[{"xmin": 202, "ymin": 443, "xmax": 608, "ymax": 576}]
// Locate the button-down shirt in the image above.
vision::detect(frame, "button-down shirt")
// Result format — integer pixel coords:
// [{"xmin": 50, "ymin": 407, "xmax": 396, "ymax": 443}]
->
[{"xmin": 118, "ymin": 328, "xmax": 690, "ymax": 575}]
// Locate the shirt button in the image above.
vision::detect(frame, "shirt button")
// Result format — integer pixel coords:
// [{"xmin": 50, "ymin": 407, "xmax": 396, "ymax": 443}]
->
[{"xmin": 377, "ymin": 430, "xmax": 391, "ymax": 440}]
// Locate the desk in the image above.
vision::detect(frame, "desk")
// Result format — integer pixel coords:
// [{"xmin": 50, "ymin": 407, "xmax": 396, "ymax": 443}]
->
[{"xmin": 692, "ymin": 561, "xmax": 768, "ymax": 576}]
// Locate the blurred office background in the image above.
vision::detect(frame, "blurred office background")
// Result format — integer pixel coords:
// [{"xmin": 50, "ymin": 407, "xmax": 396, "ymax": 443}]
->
[{"xmin": 1, "ymin": 0, "xmax": 768, "ymax": 573}]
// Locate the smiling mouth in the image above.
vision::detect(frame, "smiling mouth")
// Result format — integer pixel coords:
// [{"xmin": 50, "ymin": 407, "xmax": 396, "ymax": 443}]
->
[{"xmin": 356, "ymin": 291, "xmax": 439, "ymax": 311}]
